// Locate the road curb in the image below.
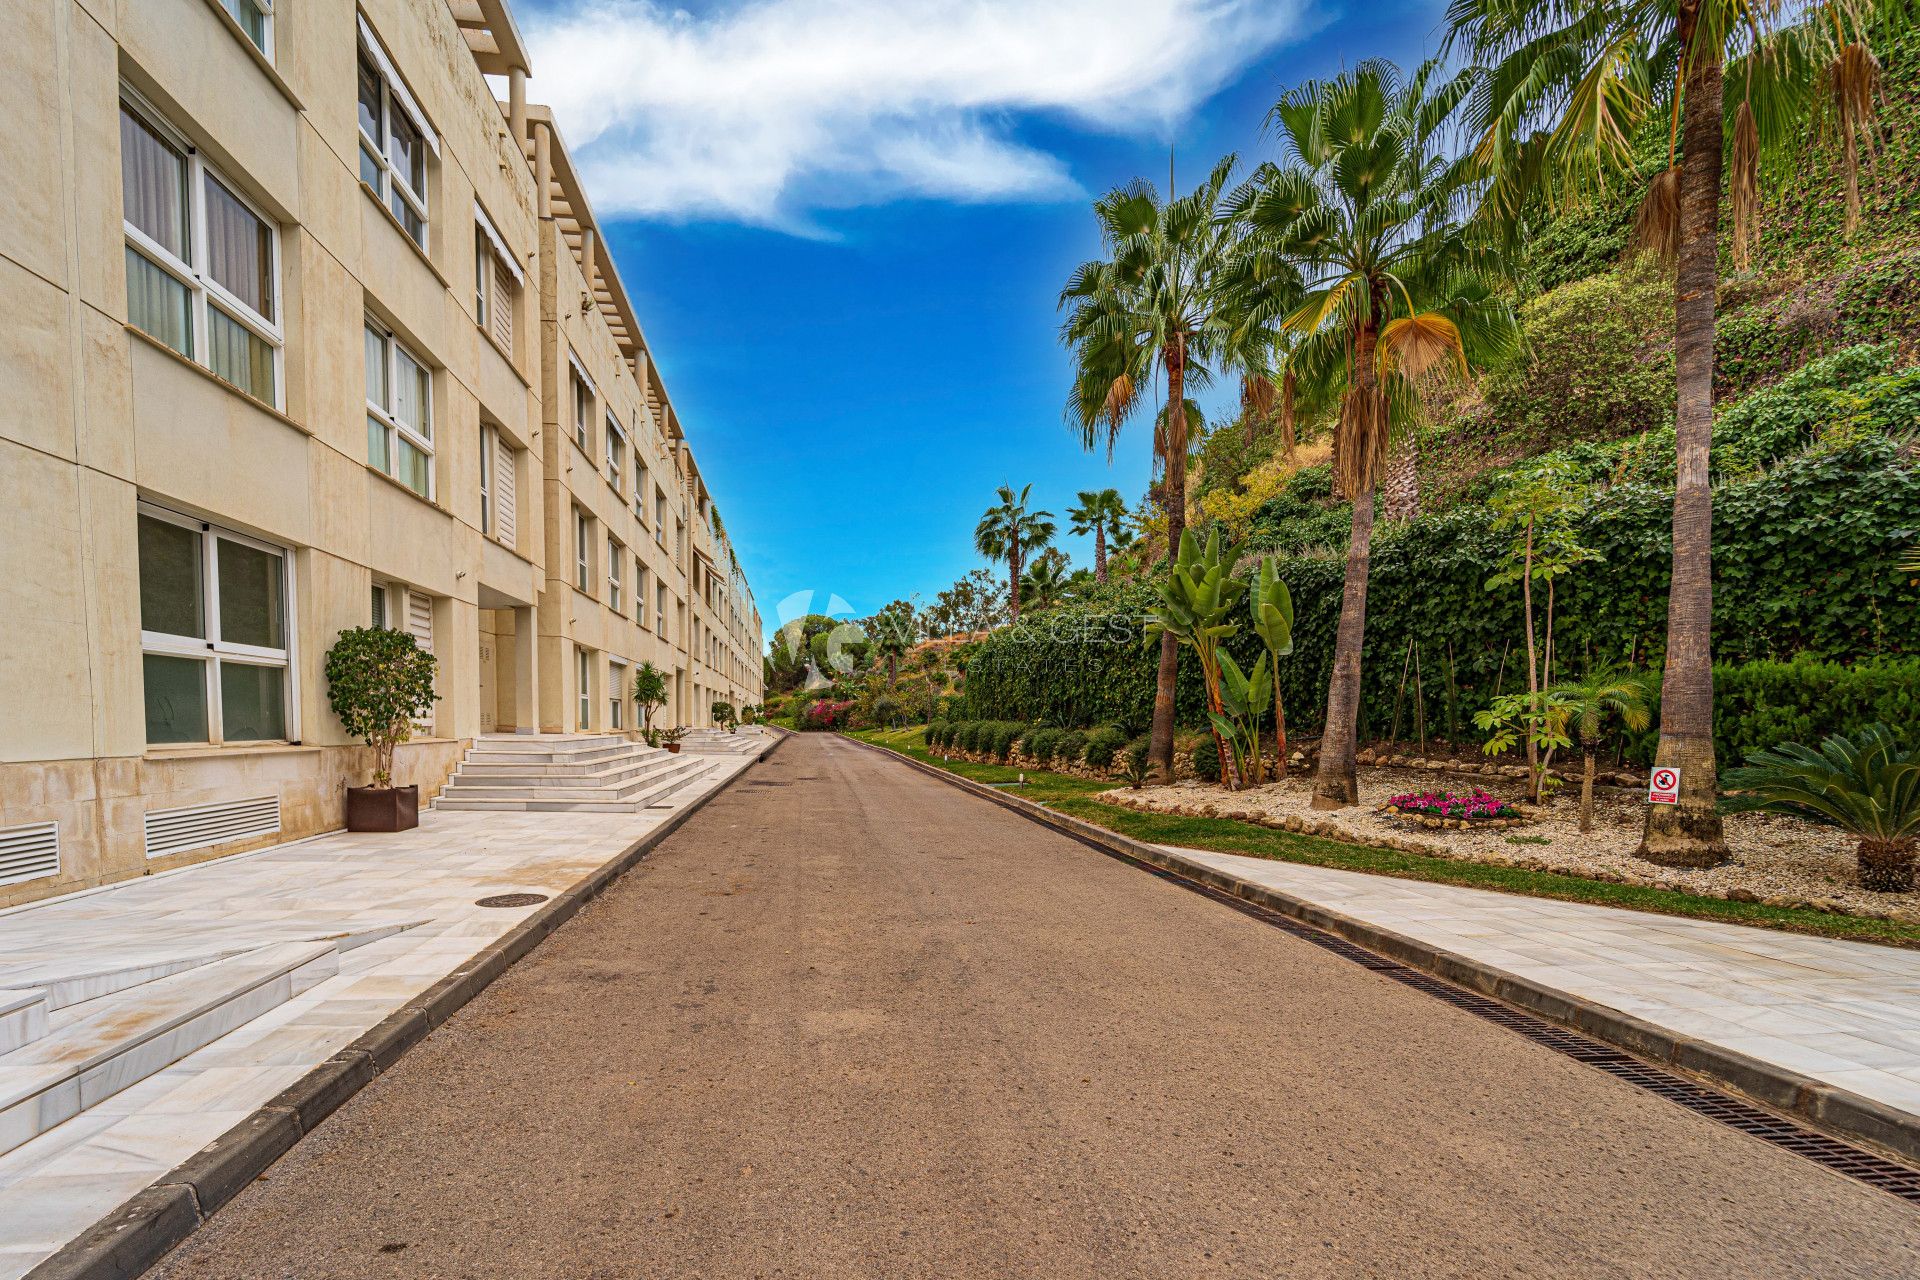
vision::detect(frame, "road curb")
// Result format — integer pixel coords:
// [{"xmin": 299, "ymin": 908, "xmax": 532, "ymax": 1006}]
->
[
  {"xmin": 25, "ymin": 735, "xmax": 785, "ymax": 1280},
  {"xmin": 843, "ymin": 735, "xmax": 1920, "ymax": 1169}
]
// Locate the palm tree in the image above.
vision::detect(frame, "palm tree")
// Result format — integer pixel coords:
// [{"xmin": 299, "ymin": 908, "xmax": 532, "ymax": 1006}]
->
[
  {"xmin": 1020, "ymin": 554, "xmax": 1071, "ymax": 612},
  {"xmin": 1231, "ymin": 59, "xmax": 1518, "ymax": 810},
  {"xmin": 1553, "ymin": 666, "xmax": 1656, "ymax": 832},
  {"xmin": 1068, "ymin": 489, "xmax": 1130, "ymax": 584},
  {"xmin": 973, "ymin": 484, "xmax": 1054, "ymax": 622},
  {"xmin": 1446, "ymin": 1, "xmax": 1885, "ymax": 864},
  {"xmin": 1060, "ymin": 156, "xmax": 1284, "ymax": 780}
]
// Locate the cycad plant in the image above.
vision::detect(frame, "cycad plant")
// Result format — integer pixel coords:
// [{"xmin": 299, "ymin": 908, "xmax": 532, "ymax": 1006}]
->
[
  {"xmin": 1722, "ymin": 726, "xmax": 1920, "ymax": 892},
  {"xmin": 974, "ymin": 484, "xmax": 1055, "ymax": 621},
  {"xmin": 1060, "ymin": 156, "xmax": 1285, "ymax": 780},
  {"xmin": 1447, "ymin": 0, "xmax": 1887, "ymax": 866},
  {"xmin": 1229, "ymin": 58, "xmax": 1519, "ymax": 810},
  {"xmin": 1249, "ymin": 557, "xmax": 1296, "ymax": 778},
  {"xmin": 1143, "ymin": 529, "xmax": 1249, "ymax": 789}
]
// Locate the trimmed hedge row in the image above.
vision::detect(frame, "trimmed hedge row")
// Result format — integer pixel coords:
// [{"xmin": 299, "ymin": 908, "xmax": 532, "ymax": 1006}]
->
[{"xmin": 927, "ymin": 719, "xmax": 1139, "ymax": 771}]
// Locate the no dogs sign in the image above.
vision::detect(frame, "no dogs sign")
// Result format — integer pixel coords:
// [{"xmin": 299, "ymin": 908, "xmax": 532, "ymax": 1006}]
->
[{"xmin": 1648, "ymin": 767, "xmax": 1681, "ymax": 805}]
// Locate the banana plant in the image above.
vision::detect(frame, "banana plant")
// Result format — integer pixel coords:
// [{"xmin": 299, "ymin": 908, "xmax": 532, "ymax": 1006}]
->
[
  {"xmin": 1249, "ymin": 556, "xmax": 1294, "ymax": 778},
  {"xmin": 1211, "ymin": 650, "xmax": 1273, "ymax": 788},
  {"xmin": 1144, "ymin": 529, "xmax": 1247, "ymax": 788}
]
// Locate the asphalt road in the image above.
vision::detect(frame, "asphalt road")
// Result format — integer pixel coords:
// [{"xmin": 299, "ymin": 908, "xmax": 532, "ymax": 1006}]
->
[{"xmin": 152, "ymin": 733, "xmax": 1920, "ymax": 1279}]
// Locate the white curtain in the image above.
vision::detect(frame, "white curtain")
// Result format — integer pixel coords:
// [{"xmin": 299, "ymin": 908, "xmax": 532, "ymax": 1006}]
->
[
  {"xmin": 120, "ymin": 107, "xmax": 186, "ymax": 256},
  {"xmin": 203, "ymin": 174, "xmax": 272, "ymax": 320}
]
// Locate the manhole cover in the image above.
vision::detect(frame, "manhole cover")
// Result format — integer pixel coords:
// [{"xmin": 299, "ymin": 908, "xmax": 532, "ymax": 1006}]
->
[{"xmin": 475, "ymin": 893, "xmax": 548, "ymax": 908}]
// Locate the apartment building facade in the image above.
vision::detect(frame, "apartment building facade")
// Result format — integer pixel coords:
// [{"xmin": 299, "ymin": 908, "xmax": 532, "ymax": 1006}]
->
[{"xmin": 0, "ymin": 0, "xmax": 763, "ymax": 907}]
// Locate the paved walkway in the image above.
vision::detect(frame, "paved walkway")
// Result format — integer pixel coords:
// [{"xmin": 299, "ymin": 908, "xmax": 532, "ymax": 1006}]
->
[
  {"xmin": 0, "ymin": 751, "xmax": 757, "ymax": 1280},
  {"xmin": 1164, "ymin": 845, "xmax": 1920, "ymax": 1122},
  {"xmin": 143, "ymin": 736, "xmax": 1920, "ymax": 1278}
]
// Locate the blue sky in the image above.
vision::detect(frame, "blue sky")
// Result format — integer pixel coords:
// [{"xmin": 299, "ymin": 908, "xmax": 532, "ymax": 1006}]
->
[{"xmin": 515, "ymin": 0, "xmax": 1447, "ymax": 642}]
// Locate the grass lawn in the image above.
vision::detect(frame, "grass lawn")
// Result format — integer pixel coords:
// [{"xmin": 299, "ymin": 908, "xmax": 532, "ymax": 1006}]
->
[{"xmin": 846, "ymin": 726, "xmax": 1920, "ymax": 950}]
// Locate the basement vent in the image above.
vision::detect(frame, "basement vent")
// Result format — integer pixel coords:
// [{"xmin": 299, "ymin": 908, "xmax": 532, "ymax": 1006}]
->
[
  {"xmin": 0, "ymin": 822, "xmax": 60, "ymax": 887},
  {"xmin": 143, "ymin": 795, "xmax": 280, "ymax": 860}
]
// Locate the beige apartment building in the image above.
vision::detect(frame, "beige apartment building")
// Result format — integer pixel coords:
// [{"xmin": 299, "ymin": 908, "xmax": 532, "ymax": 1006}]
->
[{"xmin": 0, "ymin": 0, "xmax": 763, "ymax": 907}]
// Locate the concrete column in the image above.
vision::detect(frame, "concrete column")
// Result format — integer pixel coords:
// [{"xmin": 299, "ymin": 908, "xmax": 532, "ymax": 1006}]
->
[
  {"xmin": 534, "ymin": 123, "xmax": 552, "ymax": 219},
  {"xmin": 580, "ymin": 226, "xmax": 597, "ymax": 296},
  {"xmin": 512, "ymin": 605, "xmax": 537, "ymax": 733},
  {"xmin": 508, "ymin": 67, "xmax": 527, "ymax": 147}
]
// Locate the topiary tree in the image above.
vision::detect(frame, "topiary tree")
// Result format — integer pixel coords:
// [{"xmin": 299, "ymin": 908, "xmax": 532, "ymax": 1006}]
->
[
  {"xmin": 325, "ymin": 627, "xmax": 437, "ymax": 789},
  {"xmin": 633, "ymin": 662, "xmax": 669, "ymax": 745},
  {"xmin": 711, "ymin": 699, "xmax": 738, "ymax": 732}
]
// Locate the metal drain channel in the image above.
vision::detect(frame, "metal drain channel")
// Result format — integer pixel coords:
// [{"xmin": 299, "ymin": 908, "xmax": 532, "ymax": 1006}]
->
[{"xmin": 1089, "ymin": 835, "xmax": 1920, "ymax": 1204}]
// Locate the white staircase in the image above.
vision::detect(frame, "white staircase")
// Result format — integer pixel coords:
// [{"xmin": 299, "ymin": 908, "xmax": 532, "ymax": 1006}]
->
[{"xmin": 433, "ymin": 734, "xmax": 721, "ymax": 813}]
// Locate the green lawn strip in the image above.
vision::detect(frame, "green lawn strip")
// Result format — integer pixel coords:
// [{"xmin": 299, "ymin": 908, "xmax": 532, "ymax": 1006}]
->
[{"xmin": 846, "ymin": 729, "xmax": 1920, "ymax": 950}]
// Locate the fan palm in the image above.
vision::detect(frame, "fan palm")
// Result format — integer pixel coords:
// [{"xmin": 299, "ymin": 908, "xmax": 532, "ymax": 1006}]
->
[
  {"xmin": 973, "ymin": 485, "xmax": 1055, "ymax": 622},
  {"xmin": 1446, "ymin": 0, "xmax": 1886, "ymax": 865},
  {"xmin": 1068, "ymin": 489, "xmax": 1130, "ymax": 584},
  {"xmin": 1020, "ymin": 554, "xmax": 1071, "ymax": 612},
  {"xmin": 1723, "ymin": 726, "xmax": 1920, "ymax": 892},
  {"xmin": 1060, "ymin": 155, "xmax": 1287, "ymax": 780},
  {"xmin": 1230, "ymin": 58, "xmax": 1519, "ymax": 809}
]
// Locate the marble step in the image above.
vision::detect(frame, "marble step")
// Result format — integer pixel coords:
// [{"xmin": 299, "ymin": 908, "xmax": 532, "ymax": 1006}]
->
[
  {"xmin": 444, "ymin": 754, "xmax": 690, "ymax": 790},
  {"xmin": 0, "ymin": 940, "xmax": 338, "ymax": 1159},
  {"xmin": 434, "ymin": 761, "xmax": 714, "ymax": 812},
  {"xmin": 0, "ymin": 990, "xmax": 48, "ymax": 1057}
]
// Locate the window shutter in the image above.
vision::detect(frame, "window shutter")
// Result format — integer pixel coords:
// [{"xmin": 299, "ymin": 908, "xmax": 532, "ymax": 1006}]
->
[
  {"xmin": 407, "ymin": 590, "xmax": 434, "ymax": 652},
  {"xmin": 494, "ymin": 435, "xmax": 517, "ymax": 547},
  {"xmin": 490, "ymin": 260, "xmax": 513, "ymax": 351}
]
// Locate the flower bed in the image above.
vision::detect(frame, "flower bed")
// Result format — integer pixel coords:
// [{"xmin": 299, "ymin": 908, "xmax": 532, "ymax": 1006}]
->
[{"xmin": 1381, "ymin": 789, "xmax": 1526, "ymax": 829}]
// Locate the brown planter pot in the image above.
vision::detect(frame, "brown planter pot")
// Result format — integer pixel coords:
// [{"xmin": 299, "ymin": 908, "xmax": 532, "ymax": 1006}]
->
[
  {"xmin": 665, "ymin": 743, "xmax": 682, "ymax": 754},
  {"xmin": 346, "ymin": 785, "xmax": 419, "ymax": 833}
]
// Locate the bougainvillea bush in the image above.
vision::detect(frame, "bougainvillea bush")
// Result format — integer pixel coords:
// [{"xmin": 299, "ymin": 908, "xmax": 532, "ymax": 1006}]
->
[
  {"xmin": 798, "ymin": 699, "xmax": 855, "ymax": 731},
  {"xmin": 1383, "ymin": 790, "xmax": 1520, "ymax": 821}
]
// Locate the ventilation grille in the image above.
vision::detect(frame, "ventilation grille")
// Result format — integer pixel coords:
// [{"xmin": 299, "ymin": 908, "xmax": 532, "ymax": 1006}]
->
[
  {"xmin": 0, "ymin": 822, "xmax": 60, "ymax": 887},
  {"xmin": 143, "ymin": 795, "xmax": 280, "ymax": 860}
]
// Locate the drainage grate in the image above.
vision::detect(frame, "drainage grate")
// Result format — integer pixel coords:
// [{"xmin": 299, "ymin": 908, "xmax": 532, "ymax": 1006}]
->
[
  {"xmin": 475, "ymin": 893, "xmax": 548, "ymax": 908},
  {"xmin": 1092, "ymin": 839, "xmax": 1920, "ymax": 1203}
]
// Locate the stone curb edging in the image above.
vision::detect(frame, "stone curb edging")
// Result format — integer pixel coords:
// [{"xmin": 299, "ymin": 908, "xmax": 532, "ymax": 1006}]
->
[
  {"xmin": 25, "ymin": 732, "xmax": 787, "ymax": 1280},
  {"xmin": 841, "ymin": 735, "xmax": 1920, "ymax": 1170}
]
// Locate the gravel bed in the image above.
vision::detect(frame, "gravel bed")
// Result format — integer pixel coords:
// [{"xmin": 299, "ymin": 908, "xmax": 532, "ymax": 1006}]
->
[{"xmin": 1096, "ymin": 766, "xmax": 1919, "ymax": 923}]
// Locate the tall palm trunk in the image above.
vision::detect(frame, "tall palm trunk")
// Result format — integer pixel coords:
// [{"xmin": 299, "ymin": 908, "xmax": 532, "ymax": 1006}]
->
[
  {"xmin": 1094, "ymin": 525, "xmax": 1108, "ymax": 584},
  {"xmin": 1008, "ymin": 540, "xmax": 1023, "ymax": 622},
  {"xmin": 1640, "ymin": 28, "xmax": 1729, "ymax": 866},
  {"xmin": 1380, "ymin": 441, "xmax": 1419, "ymax": 522},
  {"xmin": 1148, "ymin": 337, "xmax": 1189, "ymax": 782},
  {"xmin": 1313, "ymin": 322, "xmax": 1381, "ymax": 809}
]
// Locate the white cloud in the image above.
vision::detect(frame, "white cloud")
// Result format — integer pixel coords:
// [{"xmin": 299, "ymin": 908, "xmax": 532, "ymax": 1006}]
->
[{"xmin": 520, "ymin": 0, "xmax": 1315, "ymax": 230}]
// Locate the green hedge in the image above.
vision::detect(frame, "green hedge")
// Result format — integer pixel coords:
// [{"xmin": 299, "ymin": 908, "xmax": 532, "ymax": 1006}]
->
[
  {"xmin": 1709, "ymin": 656, "xmax": 1920, "ymax": 764},
  {"xmin": 960, "ymin": 352, "xmax": 1920, "ymax": 762}
]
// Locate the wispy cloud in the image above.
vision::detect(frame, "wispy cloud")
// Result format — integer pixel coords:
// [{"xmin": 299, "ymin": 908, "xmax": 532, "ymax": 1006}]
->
[{"xmin": 520, "ymin": 0, "xmax": 1315, "ymax": 231}]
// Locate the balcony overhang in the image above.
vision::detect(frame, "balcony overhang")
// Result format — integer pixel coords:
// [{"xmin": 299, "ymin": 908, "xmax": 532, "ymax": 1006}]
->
[{"xmin": 447, "ymin": 0, "xmax": 531, "ymax": 76}]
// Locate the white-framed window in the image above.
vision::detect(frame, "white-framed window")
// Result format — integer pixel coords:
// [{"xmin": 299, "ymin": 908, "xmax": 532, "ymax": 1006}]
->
[
  {"xmin": 576, "ymin": 645, "xmax": 592, "ymax": 730},
  {"xmin": 571, "ymin": 368, "xmax": 590, "ymax": 454},
  {"xmin": 364, "ymin": 318, "xmax": 433, "ymax": 497},
  {"xmin": 608, "ymin": 659, "xmax": 626, "ymax": 730},
  {"xmin": 138, "ymin": 502, "xmax": 294, "ymax": 746},
  {"xmin": 635, "ymin": 461, "xmax": 650, "ymax": 522},
  {"xmin": 371, "ymin": 581, "xmax": 393, "ymax": 629},
  {"xmin": 656, "ymin": 582, "xmax": 668, "ymax": 635},
  {"xmin": 608, "ymin": 535, "xmax": 623, "ymax": 611},
  {"xmin": 636, "ymin": 562, "xmax": 649, "ymax": 627},
  {"xmin": 120, "ymin": 92, "xmax": 282, "ymax": 407},
  {"xmin": 606, "ymin": 415, "xmax": 626, "ymax": 493},
  {"xmin": 218, "ymin": 0, "xmax": 273, "ymax": 56},
  {"xmin": 654, "ymin": 490, "xmax": 667, "ymax": 546},
  {"xmin": 356, "ymin": 27, "xmax": 432, "ymax": 247},
  {"xmin": 574, "ymin": 506, "xmax": 591, "ymax": 593},
  {"xmin": 473, "ymin": 209, "xmax": 519, "ymax": 354},
  {"xmin": 481, "ymin": 425, "xmax": 518, "ymax": 548},
  {"xmin": 478, "ymin": 423, "xmax": 493, "ymax": 536}
]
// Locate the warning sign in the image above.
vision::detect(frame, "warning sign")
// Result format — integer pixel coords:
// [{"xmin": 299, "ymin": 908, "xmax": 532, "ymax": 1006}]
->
[{"xmin": 1648, "ymin": 767, "xmax": 1682, "ymax": 805}]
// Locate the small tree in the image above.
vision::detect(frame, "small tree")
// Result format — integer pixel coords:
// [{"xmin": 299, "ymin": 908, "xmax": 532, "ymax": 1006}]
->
[
  {"xmin": 1144, "ymin": 529, "xmax": 1248, "ymax": 789},
  {"xmin": 1475, "ymin": 689, "xmax": 1574, "ymax": 806},
  {"xmin": 633, "ymin": 662, "xmax": 669, "ymax": 745},
  {"xmin": 325, "ymin": 627, "xmax": 437, "ymax": 789},
  {"xmin": 1555, "ymin": 667, "xmax": 1656, "ymax": 833},
  {"xmin": 1249, "ymin": 556, "xmax": 1294, "ymax": 779},
  {"xmin": 711, "ymin": 699, "xmax": 738, "ymax": 732}
]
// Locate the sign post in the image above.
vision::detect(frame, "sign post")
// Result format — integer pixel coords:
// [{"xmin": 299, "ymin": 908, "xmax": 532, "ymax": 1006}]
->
[{"xmin": 1648, "ymin": 766, "xmax": 1681, "ymax": 805}]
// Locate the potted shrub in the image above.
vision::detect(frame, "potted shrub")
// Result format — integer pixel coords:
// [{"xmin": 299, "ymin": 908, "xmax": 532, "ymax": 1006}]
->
[
  {"xmin": 633, "ymin": 662, "xmax": 669, "ymax": 747},
  {"xmin": 661, "ymin": 726, "xmax": 688, "ymax": 754},
  {"xmin": 325, "ymin": 626, "xmax": 438, "ymax": 832}
]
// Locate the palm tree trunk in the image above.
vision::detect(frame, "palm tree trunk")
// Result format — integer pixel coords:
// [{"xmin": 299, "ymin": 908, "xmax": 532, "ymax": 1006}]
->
[
  {"xmin": 1008, "ymin": 542, "xmax": 1023, "ymax": 622},
  {"xmin": 1271, "ymin": 655, "xmax": 1289, "ymax": 781},
  {"xmin": 1521, "ymin": 517, "xmax": 1540, "ymax": 803},
  {"xmin": 1859, "ymin": 837, "xmax": 1916, "ymax": 893},
  {"xmin": 1094, "ymin": 526, "xmax": 1108, "ymax": 584},
  {"xmin": 1580, "ymin": 747, "xmax": 1596, "ymax": 833},
  {"xmin": 1639, "ymin": 32, "xmax": 1729, "ymax": 867},
  {"xmin": 1312, "ymin": 485, "xmax": 1375, "ymax": 808},
  {"xmin": 1149, "ymin": 340, "xmax": 1190, "ymax": 782},
  {"xmin": 1380, "ymin": 440, "xmax": 1419, "ymax": 522}
]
